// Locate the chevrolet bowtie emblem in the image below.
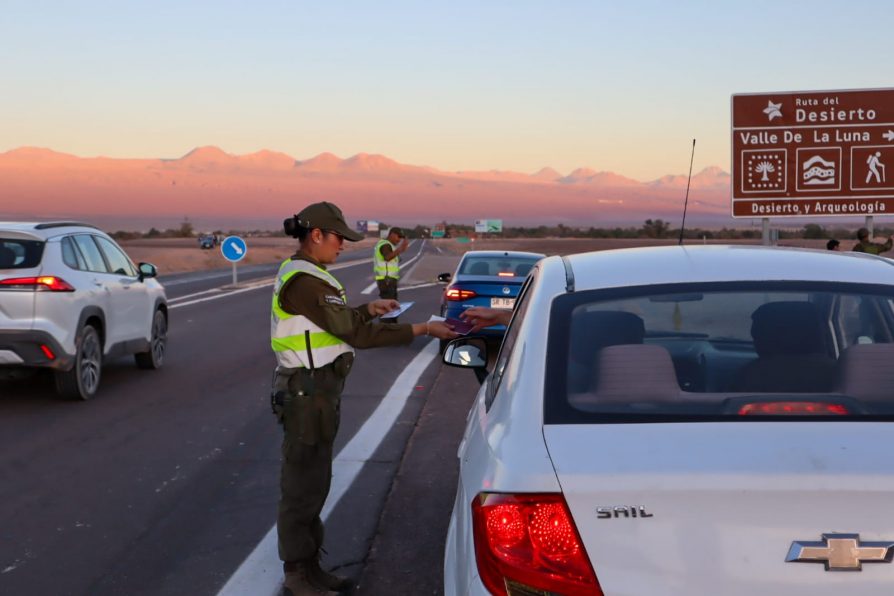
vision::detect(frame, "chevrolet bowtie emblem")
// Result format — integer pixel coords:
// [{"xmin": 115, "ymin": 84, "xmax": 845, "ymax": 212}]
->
[{"xmin": 787, "ymin": 534, "xmax": 894, "ymax": 571}]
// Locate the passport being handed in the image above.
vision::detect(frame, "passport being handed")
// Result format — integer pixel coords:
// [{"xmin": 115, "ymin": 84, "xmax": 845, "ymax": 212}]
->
[{"xmin": 444, "ymin": 317, "xmax": 475, "ymax": 335}]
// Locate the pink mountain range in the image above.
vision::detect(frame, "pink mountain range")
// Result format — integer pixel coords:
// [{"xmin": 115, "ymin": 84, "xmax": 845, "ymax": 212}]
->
[{"xmin": 0, "ymin": 146, "xmax": 732, "ymax": 229}]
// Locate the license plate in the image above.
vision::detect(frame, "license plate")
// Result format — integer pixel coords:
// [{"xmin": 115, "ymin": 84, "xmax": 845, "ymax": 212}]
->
[{"xmin": 490, "ymin": 298, "xmax": 515, "ymax": 309}]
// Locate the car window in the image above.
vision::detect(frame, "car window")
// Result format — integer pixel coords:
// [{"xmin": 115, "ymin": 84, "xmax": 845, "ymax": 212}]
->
[
  {"xmin": 72, "ymin": 235, "xmax": 110, "ymax": 273},
  {"xmin": 0, "ymin": 238, "xmax": 44, "ymax": 269},
  {"xmin": 545, "ymin": 281, "xmax": 894, "ymax": 424},
  {"xmin": 458, "ymin": 256, "xmax": 542, "ymax": 277},
  {"xmin": 487, "ymin": 271, "xmax": 537, "ymax": 410},
  {"xmin": 61, "ymin": 236, "xmax": 88, "ymax": 270},
  {"xmin": 95, "ymin": 236, "xmax": 137, "ymax": 277}
]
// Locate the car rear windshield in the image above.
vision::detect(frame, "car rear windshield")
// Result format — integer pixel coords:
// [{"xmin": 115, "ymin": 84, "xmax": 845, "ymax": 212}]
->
[
  {"xmin": 458, "ymin": 256, "xmax": 540, "ymax": 277},
  {"xmin": 0, "ymin": 238, "xmax": 45, "ymax": 269},
  {"xmin": 545, "ymin": 281, "xmax": 894, "ymax": 423}
]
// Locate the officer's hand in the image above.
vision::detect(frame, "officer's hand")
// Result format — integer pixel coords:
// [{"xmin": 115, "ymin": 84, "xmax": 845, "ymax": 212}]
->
[
  {"xmin": 426, "ymin": 321, "xmax": 460, "ymax": 340},
  {"xmin": 368, "ymin": 299, "xmax": 400, "ymax": 316},
  {"xmin": 460, "ymin": 306, "xmax": 512, "ymax": 332},
  {"xmin": 400, "ymin": 238, "xmax": 409, "ymax": 250}
]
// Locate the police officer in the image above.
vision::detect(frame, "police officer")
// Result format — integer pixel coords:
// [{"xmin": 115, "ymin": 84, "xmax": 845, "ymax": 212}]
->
[
  {"xmin": 852, "ymin": 227, "xmax": 893, "ymax": 255},
  {"xmin": 373, "ymin": 227, "xmax": 408, "ymax": 302},
  {"xmin": 271, "ymin": 202, "xmax": 456, "ymax": 595}
]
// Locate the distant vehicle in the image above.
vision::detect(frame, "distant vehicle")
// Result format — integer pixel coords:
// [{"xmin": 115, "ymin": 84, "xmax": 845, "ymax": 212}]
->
[
  {"xmin": 442, "ymin": 245, "xmax": 894, "ymax": 595},
  {"xmin": 198, "ymin": 234, "xmax": 215, "ymax": 249},
  {"xmin": 0, "ymin": 222, "xmax": 168, "ymax": 400},
  {"xmin": 438, "ymin": 250, "xmax": 544, "ymax": 351}
]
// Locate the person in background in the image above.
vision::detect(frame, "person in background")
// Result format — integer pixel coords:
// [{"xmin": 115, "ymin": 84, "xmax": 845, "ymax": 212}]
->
[
  {"xmin": 826, "ymin": 239, "xmax": 841, "ymax": 251},
  {"xmin": 852, "ymin": 228, "xmax": 893, "ymax": 255}
]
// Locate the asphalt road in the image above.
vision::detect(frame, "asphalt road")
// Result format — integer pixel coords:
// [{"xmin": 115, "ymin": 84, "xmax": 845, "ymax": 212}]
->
[{"xmin": 0, "ymin": 240, "xmax": 481, "ymax": 595}]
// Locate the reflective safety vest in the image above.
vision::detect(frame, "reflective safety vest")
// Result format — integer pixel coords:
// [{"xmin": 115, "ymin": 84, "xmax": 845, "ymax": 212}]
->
[
  {"xmin": 270, "ymin": 259, "xmax": 354, "ymax": 369},
  {"xmin": 373, "ymin": 239, "xmax": 400, "ymax": 281}
]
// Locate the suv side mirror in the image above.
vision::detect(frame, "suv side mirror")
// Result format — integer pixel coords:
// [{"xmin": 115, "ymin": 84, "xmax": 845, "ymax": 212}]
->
[
  {"xmin": 138, "ymin": 262, "xmax": 158, "ymax": 281},
  {"xmin": 437, "ymin": 272, "xmax": 452, "ymax": 284}
]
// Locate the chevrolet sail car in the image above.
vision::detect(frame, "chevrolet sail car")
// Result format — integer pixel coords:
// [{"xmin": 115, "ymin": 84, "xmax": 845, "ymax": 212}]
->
[
  {"xmin": 0, "ymin": 222, "xmax": 168, "ymax": 400},
  {"xmin": 443, "ymin": 245, "xmax": 894, "ymax": 596},
  {"xmin": 439, "ymin": 250, "xmax": 544, "ymax": 349}
]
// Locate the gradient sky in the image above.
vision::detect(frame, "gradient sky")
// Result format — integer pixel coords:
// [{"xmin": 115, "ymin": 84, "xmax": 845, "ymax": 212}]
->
[{"xmin": 2, "ymin": 0, "xmax": 891, "ymax": 181}]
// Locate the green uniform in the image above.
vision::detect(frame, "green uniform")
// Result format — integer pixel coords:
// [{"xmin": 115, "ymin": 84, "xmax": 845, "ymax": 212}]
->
[
  {"xmin": 853, "ymin": 238, "xmax": 893, "ymax": 255},
  {"xmin": 273, "ymin": 253, "xmax": 412, "ymax": 565}
]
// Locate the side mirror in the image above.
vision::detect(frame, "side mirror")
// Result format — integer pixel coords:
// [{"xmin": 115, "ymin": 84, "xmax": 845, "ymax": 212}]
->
[
  {"xmin": 437, "ymin": 272, "xmax": 452, "ymax": 284},
  {"xmin": 443, "ymin": 337, "xmax": 488, "ymax": 368},
  {"xmin": 138, "ymin": 262, "xmax": 158, "ymax": 281}
]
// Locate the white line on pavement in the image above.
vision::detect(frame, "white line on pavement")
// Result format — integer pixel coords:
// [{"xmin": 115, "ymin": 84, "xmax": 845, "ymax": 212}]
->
[
  {"xmin": 168, "ymin": 258, "xmax": 374, "ymax": 309},
  {"xmin": 215, "ymin": 339, "xmax": 441, "ymax": 596}
]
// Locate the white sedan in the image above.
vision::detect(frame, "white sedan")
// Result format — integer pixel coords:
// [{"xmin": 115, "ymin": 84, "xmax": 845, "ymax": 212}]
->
[{"xmin": 443, "ymin": 245, "xmax": 894, "ymax": 596}]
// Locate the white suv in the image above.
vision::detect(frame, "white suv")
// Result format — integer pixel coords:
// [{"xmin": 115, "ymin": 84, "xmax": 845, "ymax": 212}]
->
[{"xmin": 0, "ymin": 222, "xmax": 168, "ymax": 400}]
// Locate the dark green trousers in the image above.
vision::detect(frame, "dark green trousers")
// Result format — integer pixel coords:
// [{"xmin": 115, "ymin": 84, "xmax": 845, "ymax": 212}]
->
[
  {"xmin": 277, "ymin": 365, "xmax": 345, "ymax": 564},
  {"xmin": 376, "ymin": 278, "xmax": 398, "ymax": 301},
  {"xmin": 377, "ymin": 278, "xmax": 399, "ymax": 322}
]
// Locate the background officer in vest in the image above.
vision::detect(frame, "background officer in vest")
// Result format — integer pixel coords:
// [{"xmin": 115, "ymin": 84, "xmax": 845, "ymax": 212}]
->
[
  {"xmin": 852, "ymin": 227, "xmax": 893, "ymax": 255},
  {"xmin": 271, "ymin": 202, "xmax": 456, "ymax": 595},
  {"xmin": 373, "ymin": 227, "xmax": 408, "ymax": 308}
]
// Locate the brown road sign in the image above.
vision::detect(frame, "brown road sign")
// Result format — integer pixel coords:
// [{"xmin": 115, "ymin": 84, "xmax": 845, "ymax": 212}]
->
[{"xmin": 731, "ymin": 88, "xmax": 894, "ymax": 218}]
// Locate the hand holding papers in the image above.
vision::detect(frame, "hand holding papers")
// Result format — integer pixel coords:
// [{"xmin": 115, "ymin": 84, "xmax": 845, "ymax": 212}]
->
[{"xmin": 380, "ymin": 301, "xmax": 414, "ymax": 319}]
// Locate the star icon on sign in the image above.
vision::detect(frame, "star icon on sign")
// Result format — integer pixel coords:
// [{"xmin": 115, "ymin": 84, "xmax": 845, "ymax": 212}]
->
[{"xmin": 763, "ymin": 100, "xmax": 783, "ymax": 121}]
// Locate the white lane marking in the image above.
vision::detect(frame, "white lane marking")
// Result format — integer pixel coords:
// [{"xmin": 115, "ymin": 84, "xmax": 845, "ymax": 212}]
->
[
  {"xmin": 361, "ymin": 242, "xmax": 425, "ymax": 295},
  {"xmin": 215, "ymin": 339, "xmax": 441, "ymax": 596},
  {"xmin": 168, "ymin": 258, "xmax": 373, "ymax": 308}
]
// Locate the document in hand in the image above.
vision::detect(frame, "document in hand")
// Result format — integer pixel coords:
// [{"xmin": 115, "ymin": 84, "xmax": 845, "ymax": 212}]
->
[{"xmin": 380, "ymin": 301, "xmax": 415, "ymax": 319}]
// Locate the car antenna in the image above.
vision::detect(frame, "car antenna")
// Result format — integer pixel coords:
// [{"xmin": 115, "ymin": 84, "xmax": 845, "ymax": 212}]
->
[{"xmin": 678, "ymin": 138, "xmax": 696, "ymax": 245}]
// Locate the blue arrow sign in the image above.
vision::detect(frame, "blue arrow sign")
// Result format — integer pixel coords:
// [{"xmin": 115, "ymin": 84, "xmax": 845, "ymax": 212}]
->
[{"xmin": 221, "ymin": 236, "xmax": 247, "ymax": 263}]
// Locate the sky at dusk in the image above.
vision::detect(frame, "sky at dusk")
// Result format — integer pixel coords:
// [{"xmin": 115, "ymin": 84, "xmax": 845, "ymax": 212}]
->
[{"xmin": 3, "ymin": 0, "xmax": 892, "ymax": 181}]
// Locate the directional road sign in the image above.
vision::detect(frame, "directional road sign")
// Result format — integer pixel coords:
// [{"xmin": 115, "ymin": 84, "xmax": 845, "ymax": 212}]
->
[
  {"xmin": 221, "ymin": 236, "xmax": 247, "ymax": 263},
  {"xmin": 731, "ymin": 88, "xmax": 894, "ymax": 218}
]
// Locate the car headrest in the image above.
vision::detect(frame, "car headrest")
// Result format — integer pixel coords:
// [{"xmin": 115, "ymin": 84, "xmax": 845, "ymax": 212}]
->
[
  {"xmin": 0, "ymin": 245, "xmax": 17, "ymax": 268},
  {"xmin": 569, "ymin": 310, "xmax": 645, "ymax": 363},
  {"xmin": 836, "ymin": 343, "xmax": 894, "ymax": 402},
  {"xmin": 468, "ymin": 262, "xmax": 490, "ymax": 275},
  {"xmin": 514, "ymin": 263, "xmax": 533, "ymax": 277},
  {"xmin": 577, "ymin": 344, "xmax": 681, "ymax": 405},
  {"xmin": 751, "ymin": 301, "xmax": 825, "ymax": 357}
]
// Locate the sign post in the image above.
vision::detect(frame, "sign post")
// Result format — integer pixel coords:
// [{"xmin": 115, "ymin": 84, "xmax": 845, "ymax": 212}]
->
[
  {"xmin": 731, "ymin": 88, "xmax": 894, "ymax": 241},
  {"xmin": 221, "ymin": 235, "xmax": 248, "ymax": 285}
]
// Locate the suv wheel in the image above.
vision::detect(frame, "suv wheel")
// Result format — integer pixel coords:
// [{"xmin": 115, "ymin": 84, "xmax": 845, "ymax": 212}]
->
[
  {"xmin": 55, "ymin": 325, "xmax": 102, "ymax": 400},
  {"xmin": 135, "ymin": 309, "xmax": 167, "ymax": 370}
]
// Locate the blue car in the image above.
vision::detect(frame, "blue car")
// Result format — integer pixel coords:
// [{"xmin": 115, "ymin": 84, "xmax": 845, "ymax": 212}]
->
[{"xmin": 438, "ymin": 250, "xmax": 544, "ymax": 350}]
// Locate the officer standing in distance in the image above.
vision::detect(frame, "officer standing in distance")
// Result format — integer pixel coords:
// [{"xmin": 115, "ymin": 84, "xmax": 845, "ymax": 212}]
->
[
  {"xmin": 852, "ymin": 227, "xmax": 893, "ymax": 255},
  {"xmin": 270, "ymin": 202, "xmax": 456, "ymax": 595},
  {"xmin": 373, "ymin": 227, "xmax": 408, "ymax": 306}
]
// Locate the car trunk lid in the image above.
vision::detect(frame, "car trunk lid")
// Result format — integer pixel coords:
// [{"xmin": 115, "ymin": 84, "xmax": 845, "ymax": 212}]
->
[{"xmin": 543, "ymin": 422, "xmax": 894, "ymax": 596}]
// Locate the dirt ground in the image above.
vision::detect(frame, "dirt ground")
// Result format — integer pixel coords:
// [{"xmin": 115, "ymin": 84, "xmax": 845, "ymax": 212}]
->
[
  {"xmin": 120, "ymin": 237, "xmax": 377, "ymax": 274},
  {"xmin": 430, "ymin": 236, "xmax": 836, "ymax": 256},
  {"xmin": 121, "ymin": 236, "xmax": 840, "ymax": 275}
]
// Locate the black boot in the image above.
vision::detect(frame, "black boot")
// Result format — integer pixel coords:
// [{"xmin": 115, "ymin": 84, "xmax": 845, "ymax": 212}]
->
[{"xmin": 307, "ymin": 559, "xmax": 353, "ymax": 592}]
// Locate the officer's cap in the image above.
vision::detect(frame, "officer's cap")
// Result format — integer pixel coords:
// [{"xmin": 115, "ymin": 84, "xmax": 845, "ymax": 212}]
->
[{"xmin": 295, "ymin": 202, "xmax": 364, "ymax": 242}]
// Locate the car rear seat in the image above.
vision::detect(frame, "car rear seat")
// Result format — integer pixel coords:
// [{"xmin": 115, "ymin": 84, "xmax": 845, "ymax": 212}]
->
[{"xmin": 733, "ymin": 301, "xmax": 836, "ymax": 393}]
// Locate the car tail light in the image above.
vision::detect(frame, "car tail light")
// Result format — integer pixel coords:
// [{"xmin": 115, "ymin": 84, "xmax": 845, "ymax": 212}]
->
[
  {"xmin": 738, "ymin": 402, "xmax": 849, "ymax": 416},
  {"xmin": 445, "ymin": 286, "xmax": 477, "ymax": 301},
  {"xmin": 40, "ymin": 344, "xmax": 56, "ymax": 360},
  {"xmin": 497, "ymin": 272, "xmax": 514, "ymax": 277},
  {"xmin": 472, "ymin": 493, "xmax": 602, "ymax": 596},
  {"xmin": 0, "ymin": 276, "xmax": 75, "ymax": 292}
]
